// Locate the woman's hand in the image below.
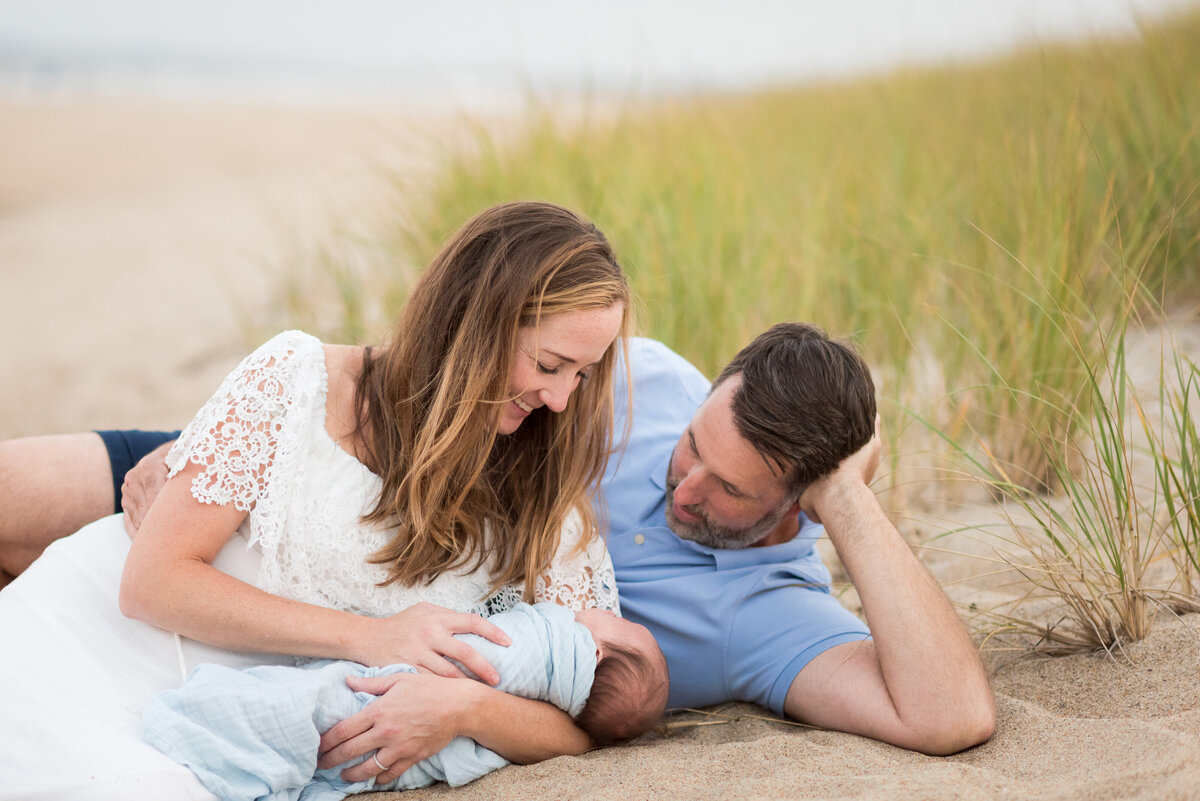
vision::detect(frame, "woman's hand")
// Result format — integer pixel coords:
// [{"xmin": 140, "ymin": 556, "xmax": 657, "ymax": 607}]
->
[
  {"xmin": 317, "ymin": 672, "xmax": 470, "ymax": 784},
  {"xmin": 355, "ymin": 602, "xmax": 511, "ymax": 685},
  {"xmin": 318, "ymin": 669, "xmax": 592, "ymax": 785}
]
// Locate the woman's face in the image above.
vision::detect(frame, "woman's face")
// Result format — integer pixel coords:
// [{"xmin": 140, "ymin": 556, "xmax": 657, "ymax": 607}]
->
[{"xmin": 498, "ymin": 303, "xmax": 624, "ymax": 435}]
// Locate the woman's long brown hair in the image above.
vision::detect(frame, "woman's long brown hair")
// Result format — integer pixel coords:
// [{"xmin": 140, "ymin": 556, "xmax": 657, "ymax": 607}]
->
[{"xmin": 354, "ymin": 201, "xmax": 631, "ymax": 599}]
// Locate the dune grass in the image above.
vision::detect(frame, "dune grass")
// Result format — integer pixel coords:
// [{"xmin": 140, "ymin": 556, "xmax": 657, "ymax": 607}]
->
[
  {"xmin": 940, "ymin": 292, "xmax": 1200, "ymax": 653},
  {"xmin": 1149, "ymin": 339, "xmax": 1200, "ymax": 601},
  {"xmin": 276, "ymin": 8, "xmax": 1200, "ymax": 650}
]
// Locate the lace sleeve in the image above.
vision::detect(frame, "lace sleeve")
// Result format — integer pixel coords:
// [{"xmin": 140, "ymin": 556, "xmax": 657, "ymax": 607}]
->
[
  {"xmin": 165, "ymin": 331, "xmax": 324, "ymax": 528},
  {"xmin": 532, "ymin": 510, "xmax": 621, "ymax": 614}
]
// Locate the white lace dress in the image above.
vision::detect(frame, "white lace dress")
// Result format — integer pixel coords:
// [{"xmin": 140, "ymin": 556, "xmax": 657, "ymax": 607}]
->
[{"xmin": 0, "ymin": 331, "xmax": 618, "ymax": 801}]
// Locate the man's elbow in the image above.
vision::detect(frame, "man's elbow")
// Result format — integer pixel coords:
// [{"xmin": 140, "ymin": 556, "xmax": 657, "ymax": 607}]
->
[{"xmin": 909, "ymin": 693, "xmax": 996, "ymax": 756}]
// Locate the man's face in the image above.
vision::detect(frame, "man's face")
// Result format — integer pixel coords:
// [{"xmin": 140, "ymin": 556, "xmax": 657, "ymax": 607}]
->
[{"xmin": 664, "ymin": 377, "xmax": 798, "ymax": 549}]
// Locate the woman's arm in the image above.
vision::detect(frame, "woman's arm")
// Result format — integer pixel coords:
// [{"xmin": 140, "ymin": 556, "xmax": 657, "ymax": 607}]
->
[
  {"xmin": 316, "ymin": 672, "xmax": 591, "ymax": 783},
  {"xmin": 314, "ymin": 518, "xmax": 614, "ymax": 783},
  {"xmin": 121, "ymin": 462, "xmax": 353, "ymax": 658},
  {"xmin": 120, "ymin": 462, "xmax": 509, "ymax": 679},
  {"xmin": 119, "ymin": 332, "xmax": 511, "ymax": 677}
]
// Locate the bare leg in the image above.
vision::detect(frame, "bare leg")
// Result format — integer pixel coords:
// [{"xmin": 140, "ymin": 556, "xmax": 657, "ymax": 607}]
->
[{"xmin": 0, "ymin": 433, "xmax": 115, "ymax": 585}]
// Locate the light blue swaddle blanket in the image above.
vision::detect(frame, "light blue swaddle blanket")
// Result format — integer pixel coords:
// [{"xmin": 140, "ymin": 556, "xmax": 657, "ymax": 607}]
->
[{"xmin": 143, "ymin": 602, "xmax": 597, "ymax": 801}]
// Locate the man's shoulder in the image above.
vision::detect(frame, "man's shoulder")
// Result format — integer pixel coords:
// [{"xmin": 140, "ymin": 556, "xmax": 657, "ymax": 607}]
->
[
  {"xmin": 603, "ymin": 339, "xmax": 707, "ymax": 530},
  {"xmin": 623, "ymin": 338, "xmax": 710, "ymax": 404},
  {"xmin": 611, "ymin": 338, "xmax": 710, "ymax": 455}
]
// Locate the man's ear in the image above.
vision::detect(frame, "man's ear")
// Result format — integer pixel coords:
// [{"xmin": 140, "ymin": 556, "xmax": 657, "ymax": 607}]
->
[
  {"xmin": 791, "ymin": 491, "xmax": 821, "ymax": 525},
  {"xmin": 787, "ymin": 498, "xmax": 803, "ymax": 517},
  {"xmin": 788, "ymin": 486, "xmax": 806, "ymax": 515}
]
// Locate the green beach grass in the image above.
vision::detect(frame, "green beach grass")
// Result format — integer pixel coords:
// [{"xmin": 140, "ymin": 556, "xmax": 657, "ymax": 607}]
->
[{"xmin": 277, "ymin": 8, "xmax": 1200, "ymax": 650}]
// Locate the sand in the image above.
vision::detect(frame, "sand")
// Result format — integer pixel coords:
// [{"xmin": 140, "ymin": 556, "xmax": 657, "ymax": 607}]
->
[
  {"xmin": 2, "ymin": 94, "xmax": 1198, "ymax": 801},
  {"xmin": 0, "ymin": 94, "xmax": 455, "ymax": 435}
]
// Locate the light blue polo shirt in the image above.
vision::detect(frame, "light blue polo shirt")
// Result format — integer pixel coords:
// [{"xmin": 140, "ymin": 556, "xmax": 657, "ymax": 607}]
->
[{"xmin": 602, "ymin": 338, "xmax": 871, "ymax": 715}]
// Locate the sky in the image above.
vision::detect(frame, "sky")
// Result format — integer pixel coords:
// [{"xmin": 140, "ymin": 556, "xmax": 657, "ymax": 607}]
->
[{"xmin": 0, "ymin": 0, "xmax": 1193, "ymax": 105}]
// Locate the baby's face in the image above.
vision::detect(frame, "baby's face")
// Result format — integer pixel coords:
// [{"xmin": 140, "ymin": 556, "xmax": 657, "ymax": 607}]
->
[{"xmin": 574, "ymin": 608, "xmax": 660, "ymax": 662}]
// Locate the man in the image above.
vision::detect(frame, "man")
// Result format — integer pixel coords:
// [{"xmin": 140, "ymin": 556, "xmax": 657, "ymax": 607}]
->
[
  {"xmin": 599, "ymin": 324, "xmax": 993, "ymax": 754},
  {"xmin": 0, "ymin": 322, "xmax": 994, "ymax": 772}
]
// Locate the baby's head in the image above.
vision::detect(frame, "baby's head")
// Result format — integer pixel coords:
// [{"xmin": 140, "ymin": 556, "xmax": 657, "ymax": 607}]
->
[{"xmin": 572, "ymin": 608, "xmax": 669, "ymax": 746}]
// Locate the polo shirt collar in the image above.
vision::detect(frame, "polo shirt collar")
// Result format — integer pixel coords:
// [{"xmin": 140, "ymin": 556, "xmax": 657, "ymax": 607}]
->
[{"xmin": 651, "ymin": 451, "xmax": 671, "ymax": 491}]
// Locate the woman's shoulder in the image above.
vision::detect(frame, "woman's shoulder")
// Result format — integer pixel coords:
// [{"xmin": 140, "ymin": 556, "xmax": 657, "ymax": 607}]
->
[
  {"xmin": 180, "ymin": 330, "xmax": 329, "ymax": 425},
  {"xmin": 320, "ymin": 342, "xmax": 367, "ymax": 378},
  {"xmin": 250, "ymin": 329, "xmax": 325, "ymax": 359},
  {"xmin": 164, "ymin": 331, "xmax": 327, "ymax": 502},
  {"xmin": 227, "ymin": 330, "xmax": 328, "ymax": 386},
  {"xmin": 248, "ymin": 332, "xmax": 368, "ymax": 387},
  {"xmin": 320, "ymin": 342, "xmax": 370, "ymax": 449}
]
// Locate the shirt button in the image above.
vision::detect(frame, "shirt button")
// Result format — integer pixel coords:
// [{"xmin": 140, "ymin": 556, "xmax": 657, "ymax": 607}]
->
[{"xmin": 634, "ymin": 534, "xmax": 645, "ymax": 545}]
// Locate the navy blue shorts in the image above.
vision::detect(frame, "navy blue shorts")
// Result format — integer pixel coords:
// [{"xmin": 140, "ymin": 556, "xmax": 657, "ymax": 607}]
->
[{"xmin": 95, "ymin": 430, "xmax": 181, "ymax": 514}]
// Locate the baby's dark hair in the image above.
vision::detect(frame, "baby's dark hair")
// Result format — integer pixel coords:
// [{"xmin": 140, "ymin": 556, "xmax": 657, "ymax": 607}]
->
[{"xmin": 574, "ymin": 641, "xmax": 669, "ymax": 746}]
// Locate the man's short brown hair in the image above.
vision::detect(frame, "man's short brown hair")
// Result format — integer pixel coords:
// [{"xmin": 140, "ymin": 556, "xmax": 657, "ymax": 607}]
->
[{"xmin": 712, "ymin": 322, "xmax": 876, "ymax": 496}]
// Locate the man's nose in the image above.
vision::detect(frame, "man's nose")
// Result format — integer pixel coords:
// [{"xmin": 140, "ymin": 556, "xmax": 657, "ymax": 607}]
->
[{"xmin": 673, "ymin": 471, "xmax": 704, "ymax": 506}]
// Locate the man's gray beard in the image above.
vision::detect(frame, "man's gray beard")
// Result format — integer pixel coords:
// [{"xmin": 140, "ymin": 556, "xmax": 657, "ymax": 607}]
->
[{"xmin": 663, "ymin": 482, "xmax": 790, "ymax": 550}]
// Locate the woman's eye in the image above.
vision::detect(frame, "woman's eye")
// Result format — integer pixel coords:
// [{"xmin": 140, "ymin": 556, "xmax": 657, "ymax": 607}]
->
[{"xmin": 537, "ymin": 362, "xmax": 560, "ymax": 375}]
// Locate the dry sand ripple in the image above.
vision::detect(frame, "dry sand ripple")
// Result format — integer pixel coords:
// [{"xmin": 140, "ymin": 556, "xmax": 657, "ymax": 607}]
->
[{"xmin": 392, "ymin": 615, "xmax": 1199, "ymax": 800}]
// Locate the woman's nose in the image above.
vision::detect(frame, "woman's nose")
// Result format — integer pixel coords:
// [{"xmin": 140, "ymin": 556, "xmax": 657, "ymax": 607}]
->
[{"xmin": 540, "ymin": 375, "xmax": 577, "ymax": 413}]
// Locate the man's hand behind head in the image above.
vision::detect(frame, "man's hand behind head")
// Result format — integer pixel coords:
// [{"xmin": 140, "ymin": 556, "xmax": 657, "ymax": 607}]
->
[
  {"xmin": 798, "ymin": 415, "xmax": 882, "ymax": 524},
  {"xmin": 121, "ymin": 440, "xmax": 174, "ymax": 536}
]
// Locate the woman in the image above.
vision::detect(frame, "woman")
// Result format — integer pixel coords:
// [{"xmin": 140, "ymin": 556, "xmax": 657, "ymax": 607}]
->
[{"xmin": 0, "ymin": 201, "xmax": 631, "ymax": 800}]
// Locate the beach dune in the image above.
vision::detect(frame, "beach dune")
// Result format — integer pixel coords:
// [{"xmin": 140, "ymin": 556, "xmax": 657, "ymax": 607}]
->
[{"xmin": 2, "ymin": 95, "xmax": 1198, "ymax": 801}]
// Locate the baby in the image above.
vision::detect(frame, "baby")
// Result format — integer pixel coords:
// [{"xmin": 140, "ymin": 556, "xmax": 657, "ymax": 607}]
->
[
  {"xmin": 572, "ymin": 606, "xmax": 668, "ymax": 744},
  {"xmin": 144, "ymin": 602, "xmax": 668, "ymax": 800}
]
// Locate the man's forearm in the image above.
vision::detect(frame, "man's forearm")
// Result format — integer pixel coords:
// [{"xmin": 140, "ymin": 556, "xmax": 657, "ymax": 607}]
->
[{"xmin": 819, "ymin": 480, "xmax": 994, "ymax": 749}]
